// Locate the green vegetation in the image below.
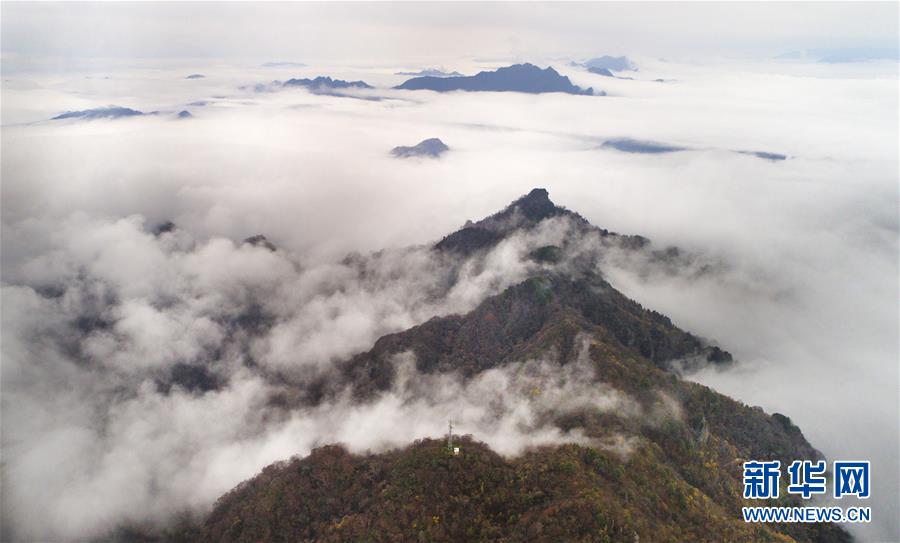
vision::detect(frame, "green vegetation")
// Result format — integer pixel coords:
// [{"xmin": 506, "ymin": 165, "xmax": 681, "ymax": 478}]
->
[
  {"xmin": 163, "ymin": 265, "xmax": 849, "ymax": 543},
  {"xmin": 187, "ymin": 434, "xmax": 847, "ymax": 543}
]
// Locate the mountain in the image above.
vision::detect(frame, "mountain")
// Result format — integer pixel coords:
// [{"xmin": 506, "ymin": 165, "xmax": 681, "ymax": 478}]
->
[
  {"xmin": 601, "ymin": 138, "xmax": 687, "ymax": 154},
  {"xmin": 337, "ymin": 271, "xmax": 733, "ymax": 404},
  {"xmin": 430, "ymin": 188, "xmax": 657, "ymax": 257},
  {"xmin": 583, "ymin": 55, "xmax": 636, "ymax": 72},
  {"xmin": 602, "ymin": 139, "xmax": 788, "ymax": 161},
  {"xmin": 738, "ymin": 150, "xmax": 788, "ymax": 161},
  {"xmin": 185, "ymin": 74, "xmax": 205, "ymax": 79},
  {"xmin": 151, "ymin": 221, "xmax": 177, "ymax": 236},
  {"xmin": 282, "ymin": 76, "xmax": 374, "ymax": 93},
  {"xmin": 588, "ymin": 67, "xmax": 615, "ymax": 77},
  {"xmin": 156, "ymin": 188, "xmax": 850, "ymax": 543},
  {"xmin": 391, "ymin": 138, "xmax": 450, "ymax": 158},
  {"xmin": 395, "ymin": 68, "xmax": 465, "ymax": 77},
  {"xmin": 434, "ymin": 188, "xmax": 591, "ymax": 254},
  {"xmin": 176, "ymin": 110, "xmax": 193, "ymax": 119},
  {"xmin": 395, "ymin": 63, "xmax": 596, "ymax": 95},
  {"xmin": 52, "ymin": 106, "xmax": 146, "ymax": 120},
  {"xmin": 242, "ymin": 234, "xmax": 277, "ymax": 251},
  {"xmin": 194, "ymin": 431, "xmax": 847, "ymax": 543}
]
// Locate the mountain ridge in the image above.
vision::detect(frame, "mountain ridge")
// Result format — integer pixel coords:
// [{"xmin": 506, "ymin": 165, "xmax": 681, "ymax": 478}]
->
[
  {"xmin": 120, "ymin": 189, "xmax": 849, "ymax": 543},
  {"xmin": 282, "ymin": 76, "xmax": 374, "ymax": 93},
  {"xmin": 395, "ymin": 64, "xmax": 596, "ymax": 95},
  {"xmin": 434, "ymin": 188, "xmax": 647, "ymax": 255}
]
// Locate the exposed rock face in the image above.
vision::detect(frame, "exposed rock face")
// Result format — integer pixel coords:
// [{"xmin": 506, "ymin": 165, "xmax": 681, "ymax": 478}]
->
[
  {"xmin": 395, "ymin": 63, "xmax": 595, "ymax": 95},
  {"xmin": 390, "ymin": 138, "xmax": 450, "ymax": 158},
  {"xmin": 176, "ymin": 110, "xmax": 193, "ymax": 119}
]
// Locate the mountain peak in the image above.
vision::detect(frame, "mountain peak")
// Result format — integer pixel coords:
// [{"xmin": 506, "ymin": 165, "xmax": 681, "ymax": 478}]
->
[
  {"xmin": 243, "ymin": 234, "xmax": 277, "ymax": 251},
  {"xmin": 512, "ymin": 187, "xmax": 555, "ymax": 221},
  {"xmin": 434, "ymin": 188, "xmax": 569, "ymax": 253},
  {"xmin": 525, "ymin": 187, "xmax": 550, "ymax": 199},
  {"xmin": 391, "ymin": 138, "xmax": 450, "ymax": 158}
]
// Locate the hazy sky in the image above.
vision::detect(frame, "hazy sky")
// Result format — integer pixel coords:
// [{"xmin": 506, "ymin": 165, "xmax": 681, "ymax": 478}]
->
[{"xmin": 2, "ymin": 1, "xmax": 898, "ymax": 67}]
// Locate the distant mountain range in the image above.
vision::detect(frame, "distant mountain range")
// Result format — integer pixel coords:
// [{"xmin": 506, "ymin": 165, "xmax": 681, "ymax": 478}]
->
[
  {"xmin": 395, "ymin": 68, "xmax": 465, "ymax": 77},
  {"xmin": 248, "ymin": 64, "xmax": 598, "ymax": 96},
  {"xmin": 282, "ymin": 76, "xmax": 373, "ymax": 91},
  {"xmin": 395, "ymin": 63, "xmax": 596, "ymax": 95},
  {"xmin": 152, "ymin": 189, "xmax": 846, "ymax": 543},
  {"xmin": 737, "ymin": 150, "xmax": 787, "ymax": 161},
  {"xmin": 602, "ymin": 138, "xmax": 686, "ymax": 154},
  {"xmin": 581, "ymin": 55, "xmax": 636, "ymax": 72},
  {"xmin": 51, "ymin": 106, "xmax": 196, "ymax": 121},
  {"xmin": 588, "ymin": 66, "xmax": 615, "ymax": 77},
  {"xmin": 601, "ymin": 138, "xmax": 788, "ymax": 161},
  {"xmin": 52, "ymin": 106, "xmax": 147, "ymax": 120}
]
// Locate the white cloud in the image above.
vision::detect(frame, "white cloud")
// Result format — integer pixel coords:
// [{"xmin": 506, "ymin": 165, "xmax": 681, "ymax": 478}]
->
[{"xmin": 1, "ymin": 55, "xmax": 897, "ymax": 541}]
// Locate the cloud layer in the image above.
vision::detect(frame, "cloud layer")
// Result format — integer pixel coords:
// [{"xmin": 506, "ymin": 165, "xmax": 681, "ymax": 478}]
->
[{"xmin": 2, "ymin": 57, "xmax": 898, "ymax": 541}]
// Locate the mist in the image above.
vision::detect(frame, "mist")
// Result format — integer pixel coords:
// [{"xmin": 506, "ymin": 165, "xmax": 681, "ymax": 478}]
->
[{"xmin": 2, "ymin": 28, "xmax": 898, "ymax": 543}]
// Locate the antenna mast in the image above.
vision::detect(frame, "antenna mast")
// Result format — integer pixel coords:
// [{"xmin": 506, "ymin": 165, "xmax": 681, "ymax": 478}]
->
[{"xmin": 447, "ymin": 420, "xmax": 453, "ymax": 451}]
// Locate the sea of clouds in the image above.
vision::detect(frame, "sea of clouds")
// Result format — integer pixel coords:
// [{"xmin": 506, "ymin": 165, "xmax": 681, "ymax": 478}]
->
[{"xmin": 2, "ymin": 57, "xmax": 897, "ymax": 541}]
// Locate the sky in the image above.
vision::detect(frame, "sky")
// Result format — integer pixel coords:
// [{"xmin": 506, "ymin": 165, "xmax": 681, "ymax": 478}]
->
[
  {"xmin": 2, "ymin": 2, "xmax": 899, "ymax": 67},
  {"xmin": 1, "ymin": 2, "xmax": 899, "ymax": 542}
]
